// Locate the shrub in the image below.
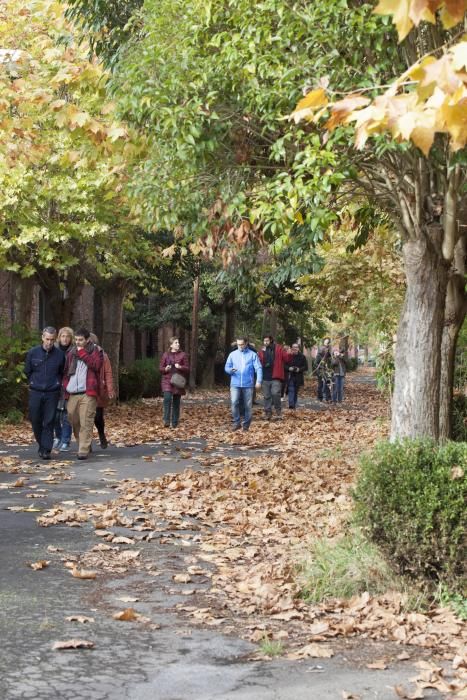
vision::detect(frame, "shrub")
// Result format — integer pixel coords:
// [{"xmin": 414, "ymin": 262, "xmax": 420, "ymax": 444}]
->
[
  {"xmin": 353, "ymin": 440, "xmax": 467, "ymax": 589},
  {"xmin": 452, "ymin": 394, "xmax": 467, "ymax": 442},
  {"xmin": 345, "ymin": 357, "xmax": 358, "ymax": 372},
  {"xmin": 119, "ymin": 359, "xmax": 160, "ymax": 401},
  {"xmin": 298, "ymin": 531, "xmax": 400, "ymax": 602},
  {"xmin": 0, "ymin": 323, "xmax": 39, "ymax": 416}
]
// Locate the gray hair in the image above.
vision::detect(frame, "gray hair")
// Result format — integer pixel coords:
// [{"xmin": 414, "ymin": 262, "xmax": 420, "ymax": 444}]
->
[{"xmin": 42, "ymin": 326, "xmax": 57, "ymax": 335}]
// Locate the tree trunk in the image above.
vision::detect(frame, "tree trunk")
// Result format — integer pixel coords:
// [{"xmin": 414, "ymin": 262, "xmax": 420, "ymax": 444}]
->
[
  {"xmin": 100, "ymin": 279, "xmax": 127, "ymax": 401},
  {"xmin": 224, "ymin": 290, "xmax": 236, "ymax": 355},
  {"xmin": 13, "ymin": 275, "xmax": 35, "ymax": 327},
  {"xmin": 439, "ymin": 235, "xmax": 467, "ymax": 439},
  {"xmin": 391, "ymin": 236, "xmax": 448, "ymax": 440},
  {"xmin": 200, "ymin": 326, "xmax": 221, "ymax": 388},
  {"xmin": 36, "ymin": 266, "xmax": 84, "ymax": 329},
  {"xmin": 189, "ymin": 271, "xmax": 200, "ymax": 391}
]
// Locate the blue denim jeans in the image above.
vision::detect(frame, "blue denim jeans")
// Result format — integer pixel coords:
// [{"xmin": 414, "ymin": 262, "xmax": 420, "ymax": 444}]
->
[
  {"xmin": 29, "ymin": 390, "xmax": 60, "ymax": 452},
  {"xmin": 333, "ymin": 375, "xmax": 344, "ymax": 402},
  {"xmin": 230, "ymin": 387, "xmax": 253, "ymax": 428},
  {"xmin": 287, "ymin": 378, "xmax": 299, "ymax": 408},
  {"xmin": 55, "ymin": 410, "xmax": 72, "ymax": 444}
]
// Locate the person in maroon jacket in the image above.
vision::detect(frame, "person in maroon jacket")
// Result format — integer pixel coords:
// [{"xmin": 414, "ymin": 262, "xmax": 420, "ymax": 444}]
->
[
  {"xmin": 62, "ymin": 328, "xmax": 103, "ymax": 459},
  {"xmin": 159, "ymin": 337, "xmax": 189, "ymax": 428},
  {"xmin": 258, "ymin": 336, "xmax": 290, "ymax": 420}
]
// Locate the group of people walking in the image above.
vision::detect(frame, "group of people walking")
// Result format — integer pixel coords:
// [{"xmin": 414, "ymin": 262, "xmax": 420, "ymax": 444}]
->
[
  {"xmin": 224, "ymin": 335, "xmax": 346, "ymax": 432},
  {"xmin": 25, "ymin": 328, "xmax": 345, "ymax": 455},
  {"xmin": 25, "ymin": 326, "xmax": 114, "ymax": 460}
]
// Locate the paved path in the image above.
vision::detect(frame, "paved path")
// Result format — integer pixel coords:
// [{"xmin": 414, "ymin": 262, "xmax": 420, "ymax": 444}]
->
[{"xmin": 0, "ymin": 434, "xmax": 436, "ymax": 700}]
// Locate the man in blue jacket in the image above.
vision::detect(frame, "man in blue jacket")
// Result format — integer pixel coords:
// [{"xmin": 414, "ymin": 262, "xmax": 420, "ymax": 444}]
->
[
  {"xmin": 225, "ymin": 337, "xmax": 262, "ymax": 431},
  {"xmin": 24, "ymin": 326, "xmax": 65, "ymax": 459}
]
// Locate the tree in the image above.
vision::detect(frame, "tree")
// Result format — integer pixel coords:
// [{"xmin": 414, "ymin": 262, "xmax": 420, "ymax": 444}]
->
[{"xmin": 291, "ymin": 1, "xmax": 467, "ymax": 439}]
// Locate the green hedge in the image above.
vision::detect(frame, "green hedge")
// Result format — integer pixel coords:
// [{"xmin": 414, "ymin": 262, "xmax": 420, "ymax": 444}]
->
[
  {"xmin": 452, "ymin": 394, "xmax": 467, "ymax": 442},
  {"xmin": 0, "ymin": 323, "xmax": 39, "ymax": 416},
  {"xmin": 353, "ymin": 440, "xmax": 466, "ymax": 589},
  {"xmin": 119, "ymin": 359, "xmax": 160, "ymax": 401}
]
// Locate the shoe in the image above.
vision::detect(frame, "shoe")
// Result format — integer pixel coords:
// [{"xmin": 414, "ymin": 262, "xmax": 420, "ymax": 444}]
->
[
  {"xmin": 40, "ymin": 450, "xmax": 51, "ymax": 460},
  {"xmin": 164, "ymin": 422, "xmax": 170, "ymax": 428},
  {"xmin": 53, "ymin": 438, "xmax": 60, "ymax": 449},
  {"xmin": 59, "ymin": 442, "xmax": 70, "ymax": 452},
  {"xmin": 264, "ymin": 414, "xmax": 272, "ymax": 421},
  {"xmin": 273, "ymin": 414, "xmax": 283, "ymax": 421},
  {"xmin": 77, "ymin": 453, "xmax": 88, "ymax": 460},
  {"xmin": 171, "ymin": 423, "xmax": 178, "ymax": 429},
  {"xmin": 99, "ymin": 435, "xmax": 108, "ymax": 449},
  {"xmin": 232, "ymin": 424, "xmax": 241, "ymax": 431},
  {"xmin": 242, "ymin": 425, "xmax": 250, "ymax": 432}
]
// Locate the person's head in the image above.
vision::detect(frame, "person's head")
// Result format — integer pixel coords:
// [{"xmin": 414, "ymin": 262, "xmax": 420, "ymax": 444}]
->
[
  {"xmin": 58, "ymin": 327, "xmax": 74, "ymax": 348},
  {"xmin": 41, "ymin": 326, "xmax": 57, "ymax": 351},
  {"xmin": 333, "ymin": 349, "xmax": 340, "ymax": 357},
  {"xmin": 263, "ymin": 335, "xmax": 273, "ymax": 347},
  {"xmin": 291, "ymin": 343, "xmax": 300, "ymax": 355},
  {"xmin": 236, "ymin": 337, "xmax": 249, "ymax": 352},
  {"xmin": 74, "ymin": 327, "xmax": 90, "ymax": 349},
  {"xmin": 168, "ymin": 336, "xmax": 180, "ymax": 352},
  {"xmin": 89, "ymin": 332, "xmax": 99, "ymax": 345},
  {"xmin": 323, "ymin": 337, "xmax": 331, "ymax": 347}
]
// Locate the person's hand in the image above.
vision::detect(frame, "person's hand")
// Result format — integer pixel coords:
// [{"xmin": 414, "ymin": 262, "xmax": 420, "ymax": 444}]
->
[
  {"xmin": 255, "ymin": 382, "xmax": 261, "ymax": 389},
  {"xmin": 174, "ymin": 363, "xmax": 181, "ymax": 369},
  {"xmin": 108, "ymin": 392, "xmax": 115, "ymax": 400},
  {"xmin": 231, "ymin": 368, "xmax": 237, "ymax": 373},
  {"xmin": 165, "ymin": 365, "xmax": 172, "ymax": 371}
]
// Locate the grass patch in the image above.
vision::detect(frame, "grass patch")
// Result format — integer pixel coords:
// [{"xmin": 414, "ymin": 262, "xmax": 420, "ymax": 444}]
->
[
  {"xmin": 259, "ymin": 637, "xmax": 284, "ymax": 657},
  {"xmin": 298, "ymin": 530, "xmax": 401, "ymax": 603}
]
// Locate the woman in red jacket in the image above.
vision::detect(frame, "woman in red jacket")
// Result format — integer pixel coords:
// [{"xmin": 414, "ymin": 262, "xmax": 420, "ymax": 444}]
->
[
  {"xmin": 159, "ymin": 337, "xmax": 189, "ymax": 428},
  {"xmin": 90, "ymin": 334, "xmax": 115, "ymax": 448}
]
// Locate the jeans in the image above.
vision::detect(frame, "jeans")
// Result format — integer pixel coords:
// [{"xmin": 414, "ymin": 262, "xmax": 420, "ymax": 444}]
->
[
  {"xmin": 230, "ymin": 386, "xmax": 253, "ymax": 428},
  {"xmin": 55, "ymin": 409, "xmax": 72, "ymax": 444},
  {"xmin": 262, "ymin": 379, "xmax": 282, "ymax": 415},
  {"xmin": 163, "ymin": 392, "xmax": 181, "ymax": 427},
  {"xmin": 333, "ymin": 375, "xmax": 344, "ymax": 402},
  {"xmin": 317, "ymin": 376, "xmax": 331, "ymax": 402},
  {"xmin": 29, "ymin": 390, "xmax": 60, "ymax": 452},
  {"xmin": 287, "ymin": 378, "xmax": 299, "ymax": 408}
]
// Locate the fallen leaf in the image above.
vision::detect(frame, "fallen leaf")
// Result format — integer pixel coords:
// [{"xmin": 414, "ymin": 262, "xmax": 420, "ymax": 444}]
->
[
  {"xmin": 52, "ymin": 639, "xmax": 94, "ymax": 650},
  {"xmin": 71, "ymin": 566, "xmax": 97, "ymax": 580},
  {"xmin": 65, "ymin": 615, "xmax": 95, "ymax": 623},
  {"xmin": 173, "ymin": 573, "xmax": 192, "ymax": 583},
  {"xmin": 29, "ymin": 560, "xmax": 50, "ymax": 570},
  {"xmin": 366, "ymin": 660, "xmax": 388, "ymax": 670},
  {"xmin": 113, "ymin": 608, "xmax": 138, "ymax": 621},
  {"xmin": 287, "ymin": 643, "xmax": 334, "ymax": 660}
]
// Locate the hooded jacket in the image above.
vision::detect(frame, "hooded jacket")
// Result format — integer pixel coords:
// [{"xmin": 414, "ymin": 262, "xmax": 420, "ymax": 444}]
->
[{"xmin": 225, "ymin": 347, "xmax": 262, "ymax": 388}]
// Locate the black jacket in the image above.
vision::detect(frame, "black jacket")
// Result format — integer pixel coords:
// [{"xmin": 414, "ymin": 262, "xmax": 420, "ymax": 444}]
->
[
  {"xmin": 285, "ymin": 352, "xmax": 308, "ymax": 387},
  {"xmin": 25, "ymin": 345, "xmax": 65, "ymax": 392}
]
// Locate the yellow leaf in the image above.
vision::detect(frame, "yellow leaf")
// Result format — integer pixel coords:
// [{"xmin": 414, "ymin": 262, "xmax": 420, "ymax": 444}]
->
[
  {"xmin": 451, "ymin": 40, "xmax": 467, "ymax": 71},
  {"xmin": 411, "ymin": 125, "xmax": 435, "ymax": 155},
  {"xmin": 374, "ymin": 0, "xmax": 413, "ymax": 41},
  {"xmin": 295, "ymin": 88, "xmax": 328, "ymax": 112}
]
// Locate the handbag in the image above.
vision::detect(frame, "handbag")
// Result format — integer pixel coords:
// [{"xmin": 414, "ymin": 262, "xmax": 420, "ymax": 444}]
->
[{"xmin": 170, "ymin": 372, "xmax": 187, "ymax": 389}]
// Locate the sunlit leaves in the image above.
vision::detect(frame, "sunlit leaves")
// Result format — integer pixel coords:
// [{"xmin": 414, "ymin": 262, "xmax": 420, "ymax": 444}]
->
[{"xmin": 374, "ymin": 0, "xmax": 467, "ymax": 40}]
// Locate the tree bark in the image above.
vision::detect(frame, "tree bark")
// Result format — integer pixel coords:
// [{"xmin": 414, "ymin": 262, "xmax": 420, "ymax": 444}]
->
[
  {"xmin": 189, "ymin": 270, "xmax": 200, "ymax": 391},
  {"xmin": 99, "ymin": 279, "xmax": 127, "ymax": 401},
  {"xmin": 200, "ymin": 326, "xmax": 221, "ymax": 388},
  {"xmin": 224, "ymin": 290, "xmax": 236, "ymax": 355},
  {"xmin": 13, "ymin": 275, "xmax": 35, "ymax": 327},
  {"xmin": 391, "ymin": 235, "xmax": 449, "ymax": 440},
  {"xmin": 439, "ymin": 234, "xmax": 467, "ymax": 439},
  {"xmin": 35, "ymin": 266, "xmax": 84, "ymax": 329}
]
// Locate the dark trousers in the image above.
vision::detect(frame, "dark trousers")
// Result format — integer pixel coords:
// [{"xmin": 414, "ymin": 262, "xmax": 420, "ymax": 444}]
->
[
  {"xmin": 163, "ymin": 392, "xmax": 181, "ymax": 427},
  {"xmin": 333, "ymin": 375, "xmax": 344, "ymax": 402},
  {"xmin": 94, "ymin": 406, "xmax": 106, "ymax": 437},
  {"xmin": 317, "ymin": 376, "xmax": 331, "ymax": 402},
  {"xmin": 288, "ymin": 378, "xmax": 299, "ymax": 408},
  {"xmin": 29, "ymin": 390, "xmax": 60, "ymax": 452}
]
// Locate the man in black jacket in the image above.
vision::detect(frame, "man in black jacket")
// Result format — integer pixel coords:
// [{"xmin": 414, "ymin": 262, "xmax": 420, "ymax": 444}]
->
[
  {"xmin": 24, "ymin": 326, "xmax": 65, "ymax": 459},
  {"xmin": 285, "ymin": 343, "xmax": 308, "ymax": 409}
]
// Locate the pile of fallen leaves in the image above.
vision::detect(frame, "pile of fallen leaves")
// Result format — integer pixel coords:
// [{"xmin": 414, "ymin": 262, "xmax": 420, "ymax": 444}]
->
[{"xmin": 32, "ymin": 374, "xmax": 466, "ymax": 696}]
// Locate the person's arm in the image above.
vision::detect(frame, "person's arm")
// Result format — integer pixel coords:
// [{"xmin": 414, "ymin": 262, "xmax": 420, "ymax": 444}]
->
[
  {"xmin": 78, "ymin": 346, "xmax": 102, "ymax": 371},
  {"xmin": 103, "ymin": 354, "xmax": 115, "ymax": 397},
  {"xmin": 225, "ymin": 353, "xmax": 234, "ymax": 375},
  {"xmin": 24, "ymin": 349, "xmax": 32, "ymax": 380},
  {"xmin": 253, "ymin": 353, "xmax": 263, "ymax": 384},
  {"xmin": 160, "ymin": 353, "xmax": 168, "ymax": 372},
  {"xmin": 177, "ymin": 353, "xmax": 189, "ymax": 375}
]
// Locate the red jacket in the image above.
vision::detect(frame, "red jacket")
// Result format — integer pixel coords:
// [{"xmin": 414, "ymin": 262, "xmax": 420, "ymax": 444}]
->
[
  {"xmin": 96, "ymin": 351, "xmax": 114, "ymax": 408},
  {"xmin": 160, "ymin": 351, "xmax": 189, "ymax": 396},
  {"xmin": 258, "ymin": 344, "xmax": 290, "ymax": 381},
  {"xmin": 63, "ymin": 342, "xmax": 103, "ymax": 398}
]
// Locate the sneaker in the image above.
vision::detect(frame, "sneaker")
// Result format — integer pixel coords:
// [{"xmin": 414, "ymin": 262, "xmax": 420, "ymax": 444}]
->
[
  {"xmin": 77, "ymin": 453, "xmax": 88, "ymax": 460},
  {"xmin": 232, "ymin": 424, "xmax": 241, "ymax": 432},
  {"xmin": 59, "ymin": 442, "xmax": 70, "ymax": 452},
  {"xmin": 41, "ymin": 450, "xmax": 51, "ymax": 460},
  {"xmin": 53, "ymin": 438, "xmax": 60, "ymax": 449},
  {"xmin": 242, "ymin": 425, "xmax": 250, "ymax": 432},
  {"xmin": 99, "ymin": 436, "xmax": 108, "ymax": 449},
  {"xmin": 163, "ymin": 422, "xmax": 170, "ymax": 428}
]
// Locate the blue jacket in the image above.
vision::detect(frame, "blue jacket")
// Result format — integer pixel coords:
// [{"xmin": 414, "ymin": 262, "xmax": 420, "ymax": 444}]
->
[
  {"xmin": 25, "ymin": 345, "xmax": 65, "ymax": 392},
  {"xmin": 225, "ymin": 348, "xmax": 262, "ymax": 388}
]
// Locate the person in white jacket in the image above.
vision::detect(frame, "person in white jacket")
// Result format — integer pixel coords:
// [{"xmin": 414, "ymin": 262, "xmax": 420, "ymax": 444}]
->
[{"xmin": 224, "ymin": 337, "xmax": 262, "ymax": 432}]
